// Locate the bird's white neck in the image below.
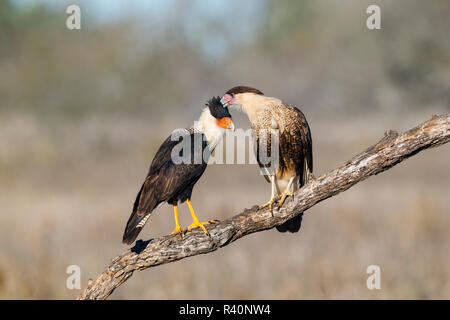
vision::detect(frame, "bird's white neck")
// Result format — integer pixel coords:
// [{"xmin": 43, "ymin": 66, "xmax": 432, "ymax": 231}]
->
[{"xmin": 194, "ymin": 107, "xmax": 225, "ymax": 145}]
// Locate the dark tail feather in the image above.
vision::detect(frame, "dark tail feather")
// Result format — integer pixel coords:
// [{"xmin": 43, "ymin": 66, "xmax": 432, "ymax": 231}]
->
[
  {"xmin": 276, "ymin": 212, "xmax": 303, "ymax": 233},
  {"xmin": 122, "ymin": 211, "xmax": 151, "ymax": 245},
  {"xmin": 122, "ymin": 183, "xmax": 155, "ymax": 245}
]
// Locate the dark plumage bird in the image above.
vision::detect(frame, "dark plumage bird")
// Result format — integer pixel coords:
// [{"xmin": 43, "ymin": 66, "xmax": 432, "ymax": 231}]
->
[
  {"xmin": 221, "ymin": 86, "xmax": 313, "ymax": 233},
  {"xmin": 123, "ymin": 97, "xmax": 234, "ymax": 245}
]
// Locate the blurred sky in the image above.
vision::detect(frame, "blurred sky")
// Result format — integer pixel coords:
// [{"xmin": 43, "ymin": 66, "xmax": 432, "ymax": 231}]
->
[{"xmin": 12, "ymin": 0, "xmax": 265, "ymax": 58}]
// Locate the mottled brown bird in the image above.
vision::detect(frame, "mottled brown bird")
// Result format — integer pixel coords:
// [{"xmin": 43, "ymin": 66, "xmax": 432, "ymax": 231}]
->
[
  {"xmin": 221, "ymin": 86, "xmax": 313, "ymax": 233},
  {"xmin": 122, "ymin": 97, "xmax": 234, "ymax": 245}
]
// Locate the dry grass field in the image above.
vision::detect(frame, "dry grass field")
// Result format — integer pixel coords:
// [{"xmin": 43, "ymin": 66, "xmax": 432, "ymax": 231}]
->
[{"xmin": 0, "ymin": 108, "xmax": 448, "ymax": 299}]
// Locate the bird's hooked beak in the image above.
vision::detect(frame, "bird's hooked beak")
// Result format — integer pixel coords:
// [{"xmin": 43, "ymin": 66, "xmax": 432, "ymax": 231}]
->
[
  {"xmin": 220, "ymin": 97, "xmax": 228, "ymax": 106},
  {"xmin": 220, "ymin": 94, "xmax": 234, "ymax": 107},
  {"xmin": 228, "ymin": 121, "xmax": 235, "ymax": 132},
  {"xmin": 216, "ymin": 117, "xmax": 235, "ymax": 132}
]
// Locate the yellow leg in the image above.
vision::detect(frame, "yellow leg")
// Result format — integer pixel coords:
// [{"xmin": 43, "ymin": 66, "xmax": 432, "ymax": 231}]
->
[
  {"xmin": 279, "ymin": 176, "xmax": 296, "ymax": 207},
  {"xmin": 186, "ymin": 199, "xmax": 215, "ymax": 236},
  {"xmin": 169, "ymin": 203, "xmax": 185, "ymax": 236},
  {"xmin": 259, "ymin": 175, "xmax": 277, "ymax": 211}
]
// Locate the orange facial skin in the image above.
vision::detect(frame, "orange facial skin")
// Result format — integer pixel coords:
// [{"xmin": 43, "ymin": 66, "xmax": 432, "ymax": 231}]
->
[{"xmin": 216, "ymin": 117, "xmax": 233, "ymax": 129}]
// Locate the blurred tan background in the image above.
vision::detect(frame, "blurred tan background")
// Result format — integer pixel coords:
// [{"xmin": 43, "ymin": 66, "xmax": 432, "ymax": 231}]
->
[{"xmin": 0, "ymin": 0, "xmax": 449, "ymax": 299}]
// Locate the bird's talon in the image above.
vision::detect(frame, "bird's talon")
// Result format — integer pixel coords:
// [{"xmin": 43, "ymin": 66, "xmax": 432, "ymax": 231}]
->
[
  {"xmin": 279, "ymin": 191, "xmax": 294, "ymax": 207},
  {"xmin": 259, "ymin": 198, "xmax": 277, "ymax": 211},
  {"xmin": 169, "ymin": 226, "xmax": 185, "ymax": 236},
  {"xmin": 188, "ymin": 221, "xmax": 212, "ymax": 237}
]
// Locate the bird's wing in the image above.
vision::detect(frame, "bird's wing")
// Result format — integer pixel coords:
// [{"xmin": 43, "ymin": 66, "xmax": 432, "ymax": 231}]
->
[
  {"xmin": 292, "ymin": 107, "xmax": 313, "ymax": 172},
  {"xmin": 135, "ymin": 130, "xmax": 207, "ymax": 214},
  {"xmin": 254, "ymin": 104, "xmax": 313, "ymax": 185},
  {"xmin": 251, "ymin": 102, "xmax": 312, "ymax": 185},
  {"xmin": 289, "ymin": 106, "xmax": 313, "ymax": 184},
  {"xmin": 123, "ymin": 131, "xmax": 208, "ymax": 244},
  {"xmin": 148, "ymin": 128, "xmax": 190, "ymax": 175}
]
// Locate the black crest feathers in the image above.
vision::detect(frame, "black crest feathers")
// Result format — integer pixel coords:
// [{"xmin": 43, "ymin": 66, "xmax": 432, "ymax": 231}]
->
[{"xmin": 207, "ymin": 96, "xmax": 231, "ymax": 119}]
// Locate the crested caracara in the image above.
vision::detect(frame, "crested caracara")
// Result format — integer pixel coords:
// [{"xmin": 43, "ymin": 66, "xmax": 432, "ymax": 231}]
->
[
  {"xmin": 221, "ymin": 86, "xmax": 313, "ymax": 233},
  {"xmin": 122, "ymin": 97, "xmax": 234, "ymax": 245}
]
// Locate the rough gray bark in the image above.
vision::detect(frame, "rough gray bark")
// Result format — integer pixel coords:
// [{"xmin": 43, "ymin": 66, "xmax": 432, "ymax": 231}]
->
[{"xmin": 78, "ymin": 114, "xmax": 449, "ymax": 300}]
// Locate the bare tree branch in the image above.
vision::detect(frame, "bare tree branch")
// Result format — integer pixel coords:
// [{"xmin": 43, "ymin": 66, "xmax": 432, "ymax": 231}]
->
[{"xmin": 78, "ymin": 114, "xmax": 449, "ymax": 300}]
